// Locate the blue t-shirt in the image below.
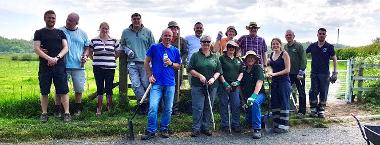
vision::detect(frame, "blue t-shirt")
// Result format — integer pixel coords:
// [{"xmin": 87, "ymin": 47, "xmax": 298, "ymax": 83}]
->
[
  {"xmin": 185, "ymin": 35, "xmax": 201, "ymax": 64},
  {"xmin": 59, "ymin": 27, "xmax": 90, "ymax": 69},
  {"xmin": 146, "ymin": 43, "xmax": 181, "ymax": 86},
  {"xmin": 306, "ymin": 42, "xmax": 335, "ymax": 75}
]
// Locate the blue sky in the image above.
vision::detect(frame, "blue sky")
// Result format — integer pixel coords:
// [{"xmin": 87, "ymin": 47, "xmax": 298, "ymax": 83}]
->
[{"xmin": 1, "ymin": 0, "xmax": 380, "ymax": 47}]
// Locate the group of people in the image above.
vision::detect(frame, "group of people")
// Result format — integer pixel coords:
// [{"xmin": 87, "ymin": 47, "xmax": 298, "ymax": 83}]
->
[{"xmin": 33, "ymin": 10, "xmax": 338, "ymax": 140}]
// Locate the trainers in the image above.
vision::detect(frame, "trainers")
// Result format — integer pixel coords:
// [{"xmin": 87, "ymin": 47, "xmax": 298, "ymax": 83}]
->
[
  {"xmin": 63, "ymin": 113, "xmax": 71, "ymax": 122},
  {"xmin": 191, "ymin": 131, "xmax": 200, "ymax": 137},
  {"xmin": 273, "ymin": 128, "xmax": 288, "ymax": 133},
  {"xmin": 40, "ymin": 113, "xmax": 48, "ymax": 123},
  {"xmin": 54, "ymin": 105, "xmax": 62, "ymax": 118},
  {"xmin": 74, "ymin": 110, "xmax": 81, "ymax": 116},
  {"xmin": 232, "ymin": 127, "xmax": 242, "ymax": 133},
  {"xmin": 309, "ymin": 112, "xmax": 318, "ymax": 118},
  {"xmin": 318, "ymin": 113, "xmax": 325, "ymax": 118},
  {"xmin": 252, "ymin": 129, "xmax": 261, "ymax": 139},
  {"xmin": 141, "ymin": 132, "xmax": 155, "ymax": 140},
  {"xmin": 160, "ymin": 130, "xmax": 170, "ymax": 138},
  {"xmin": 201, "ymin": 129, "xmax": 212, "ymax": 136}
]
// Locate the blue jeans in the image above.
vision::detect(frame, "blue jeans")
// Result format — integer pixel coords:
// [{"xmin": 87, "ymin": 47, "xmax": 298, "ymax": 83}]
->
[
  {"xmin": 127, "ymin": 62, "xmax": 149, "ymax": 100},
  {"xmin": 191, "ymin": 86, "xmax": 217, "ymax": 131},
  {"xmin": 147, "ymin": 85, "xmax": 175, "ymax": 133},
  {"xmin": 245, "ymin": 93, "xmax": 266, "ymax": 129},
  {"xmin": 219, "ymin": 86, "xmax": 240, "ymax": 128}
]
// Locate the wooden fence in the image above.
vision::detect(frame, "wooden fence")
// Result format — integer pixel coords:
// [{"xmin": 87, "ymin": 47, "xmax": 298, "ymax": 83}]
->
[{"xmin": 347, "ymin": 59, "xmax": 380, "ymax": 103}]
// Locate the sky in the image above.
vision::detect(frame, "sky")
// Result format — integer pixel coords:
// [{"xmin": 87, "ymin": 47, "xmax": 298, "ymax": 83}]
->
[{"xmin": 1, "ymin": 0, "xmax": 380, "ymax": 47}]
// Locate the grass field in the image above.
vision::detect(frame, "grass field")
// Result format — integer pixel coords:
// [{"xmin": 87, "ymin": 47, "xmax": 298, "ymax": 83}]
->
[{"xmin": 0, "ymin": 53, "xmax": 352, "ymax": 142}]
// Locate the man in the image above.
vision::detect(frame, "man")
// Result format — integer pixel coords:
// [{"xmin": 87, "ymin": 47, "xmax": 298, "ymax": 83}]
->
[
  {"xmin": 185, "ymin": 22, "xmax": 203, "ymax": 84},
  {"xmin": 33, "ymin": 10, "xmax": 70, "ymax": 122},
  {"xmin": 284, "ymin": 30, "xmax": 307, "ymax": 116},
  {"xmin": 159, "ymin": 21, "xmax": 188, "ymax": 115},
  {"xmin": 55, "ymin": 12, "xmax": 90, "ymax": 117},
  {"xmin": 121, "ymin": 13, "xmax": 155, "ymax": 114},
  {"xmin": 238, "ymin": 22, "xmax": 267, "ymax": 67},
  {"xmin": 306, "ymin": 28, "xmax": 337, "ymax": 118},
  {"xmin": 142, "ymin": 29, "xmax": 181, "ymax": 140}
]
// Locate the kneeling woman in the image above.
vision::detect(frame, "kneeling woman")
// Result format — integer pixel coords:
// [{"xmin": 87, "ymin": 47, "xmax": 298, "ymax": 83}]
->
[{"xmin": 240, "ymin": 51, "xmax": 266, "ymax": 139}]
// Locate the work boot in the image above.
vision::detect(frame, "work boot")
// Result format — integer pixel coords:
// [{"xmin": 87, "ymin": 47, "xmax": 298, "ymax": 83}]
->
[
  {"xmin": 252, "ymin": 129, "xmax": 261, "ymax": 139},
  {"xmin": 318, "ymin": 111, "xmax": 325, "ymax": 118},
  {"xmin": 190, "ymin": 130, "xmax": 200, "ymax": 137},
  {"xmin": 40, "ymin": 113, "xmax": 48, "ymax": 123},
  {"xmin": 54, "ymin": 105, "xmax": 62, "ymax": 118},
  {"xmin": 63, "ymin": 113, "xmax": 71, "ymax": 122},
  {"xmin": 96, "ymin": 95, "xmax": 103, "ymax": 116},
  {"xmin": 141, "ymin": 132, "xmax": 155, "ymax": 140},
  {"xmin": 107, "ymin": 95, "xmax": 113, "ymax": 111},
  {"xmin": 160, "ymin": 130, "xmax": 170, "ymax": 138},
  {"xmin": 74, "ymin": 103, "xmax": 82, "ymax": 116},
  {"xmin": 201, "ymin": 129, "xmax": 212, "ymax": 136}
]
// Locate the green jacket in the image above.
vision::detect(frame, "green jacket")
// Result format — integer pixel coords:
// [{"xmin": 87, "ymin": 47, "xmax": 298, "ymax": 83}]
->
[
  {"xmin": 284, "ymin": 41, "xmax": 307, "ymax": 74},
  {"xmin": 120, "ymin": 24, "xmax": 155, "ymax": 62}
]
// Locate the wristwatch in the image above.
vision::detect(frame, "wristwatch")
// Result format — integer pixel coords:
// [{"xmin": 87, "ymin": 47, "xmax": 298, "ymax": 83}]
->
[{"xmin": 56, "ymin": 55, "xmax": 62, "ymax": 60}]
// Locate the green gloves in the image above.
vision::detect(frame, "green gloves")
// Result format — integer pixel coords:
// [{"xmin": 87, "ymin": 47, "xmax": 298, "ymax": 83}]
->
[
  {"xmin": 247, "ymin": 93, "xmax": 258, "ymax": 106},
  {"xmin": 231, "ymin": 80, "xmax": 240, "ymax": 87},
  {"xmin": 223, "ymin": 81, "xmax": 231, "ymax": 89}
]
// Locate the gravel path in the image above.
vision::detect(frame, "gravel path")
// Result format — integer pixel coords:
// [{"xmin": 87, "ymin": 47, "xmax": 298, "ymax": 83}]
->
[{"xmin": 9, "ymin": 124, "xmax": 370, "ymax": 145}]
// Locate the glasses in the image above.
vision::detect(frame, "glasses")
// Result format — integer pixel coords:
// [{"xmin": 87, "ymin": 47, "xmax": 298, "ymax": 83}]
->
[
  {"xmin": 132, "ymin": 17, "xmax": 141, "ymax": 21},
  {"xmin": 201, "ymin": 41, "xmax": 211, "ymax": 43}
]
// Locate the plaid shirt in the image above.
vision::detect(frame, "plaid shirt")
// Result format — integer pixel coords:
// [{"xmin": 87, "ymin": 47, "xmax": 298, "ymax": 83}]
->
[{"xmin": 238, "ymin": 35, "xmax": 267, "ymax": 65}]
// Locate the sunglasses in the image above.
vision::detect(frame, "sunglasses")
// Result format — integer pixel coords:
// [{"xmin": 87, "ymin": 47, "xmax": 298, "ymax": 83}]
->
[{"xmin": 201, "ymin": 41, "xmax": 211, "ymax": 43}]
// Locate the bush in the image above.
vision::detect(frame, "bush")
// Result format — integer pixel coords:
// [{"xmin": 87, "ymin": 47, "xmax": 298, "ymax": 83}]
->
[
  {"xmin": 11, "ymin": 55, "xmax": 18, "ymax": 61},
  {"xmin": 20, "ymin": 54, "xmax": 33, "ymax": 61},
  {"xmin": 336, "ymin": 42, "xmax": 380, "ymax": 59}
]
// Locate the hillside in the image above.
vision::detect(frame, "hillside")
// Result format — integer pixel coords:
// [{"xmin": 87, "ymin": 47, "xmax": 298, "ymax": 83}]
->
[{"xmin": 0, "ymin": 36, "xmax": 33, "ymax": 53}]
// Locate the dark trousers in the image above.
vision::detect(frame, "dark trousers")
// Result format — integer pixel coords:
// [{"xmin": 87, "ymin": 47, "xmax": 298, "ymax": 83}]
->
[
  {"xmin": 93, "ymin": 66, "xmax": 115, "ymax": 96},
  {"xmin": 289, "ymin": 74, "xmax": 306, "ymax": 114},
  {"xmin": 271, "ymin": 77, "xmax": 291, "ymax": 130},
  {"xmin": 309, "ymin": 73, "xmax": 330, "ymax": 113}
]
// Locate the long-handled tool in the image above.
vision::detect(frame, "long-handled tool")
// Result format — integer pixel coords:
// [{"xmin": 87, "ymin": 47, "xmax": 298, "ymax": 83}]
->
[
  {"xmin": 263, "ymin": 78, "xmax": 273, "ymax": 132},
  {"xmin": 128, "ymin": 83, "xmax": 152, "ymax": 140},
  {"xmin": 205, "ymin": 85, "xmax": 216, "ymax": 131}
]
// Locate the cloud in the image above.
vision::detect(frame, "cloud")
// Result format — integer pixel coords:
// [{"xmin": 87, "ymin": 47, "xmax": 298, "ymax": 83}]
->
[{"xmin": 326, "ymin": 0, "xmax": 370, "ymax": 6}]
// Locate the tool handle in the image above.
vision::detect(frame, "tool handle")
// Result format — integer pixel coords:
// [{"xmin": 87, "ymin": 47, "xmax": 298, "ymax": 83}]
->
[{"xmin": 139, "ymin": 83, "xmax": 152, "ymax": 104}]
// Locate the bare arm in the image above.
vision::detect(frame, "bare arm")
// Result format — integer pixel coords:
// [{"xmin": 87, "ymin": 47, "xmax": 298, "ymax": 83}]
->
[
  {"xmin": 144, "ymin": 56, "xmax": 152, "ymax": 77},
  {"xmin": 237, "ymin": 72, "xmax": 243, "ymax": 81},
  {"xmin": 59, "ymin": 39, "xmax": 69, "ymax": 58},
  {"xmin": 34, "ymin": 41, "xmax": 51, "ymax": 60},
  {"xmin": 272, "ymin": 51, "xmax": 291, "ymax": 76},
  {"xmin": 213, "ymin": 40, "xmax": 221, "ymax": 53},
  {"xmin": 253, "ymin": 80, "xmax": 263, "ymax": 94}
]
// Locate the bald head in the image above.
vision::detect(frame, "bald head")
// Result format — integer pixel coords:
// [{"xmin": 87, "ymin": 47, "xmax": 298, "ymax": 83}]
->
[
  {"xmin": 161, "ymin": 28, "xmax": 173, "ymax": 47},
  {"xmin": 66, "ymin": 12, "xmax": 79, "ymax": 30}
]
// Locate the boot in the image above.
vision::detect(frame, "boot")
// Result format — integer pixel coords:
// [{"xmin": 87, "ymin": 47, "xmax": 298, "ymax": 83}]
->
[
  {"xmin": 96, "ymin": 95, "xmax": 103, "ymax": 116},
  {"xmin": 107, "ymin": 95, "xmax": 113, "ymax": 111},
  {"xmin": 74, "ymin": 103, "xmax": 82, "ymax": 116}
]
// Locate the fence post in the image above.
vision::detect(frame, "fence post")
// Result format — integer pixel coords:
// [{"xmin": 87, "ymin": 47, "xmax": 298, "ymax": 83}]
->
[
  {"xmin": 357, "ymin": 63, "xmax": 364, "ymax": 102},
  {"xmin": 119, "ymin": 52, "xmax": 129, "ymax": 110},
  {"xmin": 346, "ymin": 59, "xmax": 352, "ymax": 103}
]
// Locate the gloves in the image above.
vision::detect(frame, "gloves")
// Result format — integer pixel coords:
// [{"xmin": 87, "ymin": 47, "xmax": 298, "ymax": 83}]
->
[
  {"xmin": 329, "ymin": 72, "xmax": 338, "ymax": 83},
  {"xmin": 231, "ymin": 80, "xmax": 240, "ymax": 87},
  {"xmin": 216, "ymin": 31, "xmax": 223, "ymax": 41},
  {"xmin": 124, "ymin": 47, "xmax": 135, "ymax": 59},
  {"xmin": 247, "ymin": 93, "xmax": 258, "ymax": 106},
  {"xmin": 297, "ymin": 70, "xmax": 305, "ymax": 79},
  {"xmin": 223, "ymin": 81, "xmax": 231, "ymax": 90}
]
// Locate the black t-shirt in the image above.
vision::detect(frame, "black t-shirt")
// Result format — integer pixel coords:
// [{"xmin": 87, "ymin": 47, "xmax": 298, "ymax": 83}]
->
[{"xmin": 33, "ymin": 28, "xmax": 66, "ymax": 66}]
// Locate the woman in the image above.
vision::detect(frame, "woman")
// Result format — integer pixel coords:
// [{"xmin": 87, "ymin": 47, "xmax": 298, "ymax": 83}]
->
[
  {"xmin": 89, "ymin": 22, "xmax": 119, "ymax": 116},
  {"xmin": 213, "ymin": 26, "xmax": 238, "ymax": 55},
  {"xmin": 188, "ymin": 35, "xmax": 222, "ymax": 137},
  {"xmin": 240, "ymin": 51, "xmax": 266, "ymax": 139},
  {"xmin": 218, "ymin": 40, "xmax": 243, "ymax": 133},
  {"xmin": 268, "ymin": 38, "xmax": 291, "ymax": 133}
]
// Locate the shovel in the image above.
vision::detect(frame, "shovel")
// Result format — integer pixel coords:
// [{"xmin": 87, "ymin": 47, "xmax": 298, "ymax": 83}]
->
[
  {"xmin": 205, "ymin": 85, "xmax": 216, "ymax": 131},
  {"xmin": 128, "ymin": 83, "xmax": 152, "ymax": 140},
  {"xmin": 263, "ymin": 78, "xmax": 273, "ymax": 132}
]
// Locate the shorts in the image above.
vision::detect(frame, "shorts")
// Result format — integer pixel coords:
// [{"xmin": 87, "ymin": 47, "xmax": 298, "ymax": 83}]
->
[
  {"xmin": 38, "ymin": 64, "xmax": 69, "ymax": 96},
  {"xmin": 66, "ymin": 69, "xmax": 86, "ymax": 93}
]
